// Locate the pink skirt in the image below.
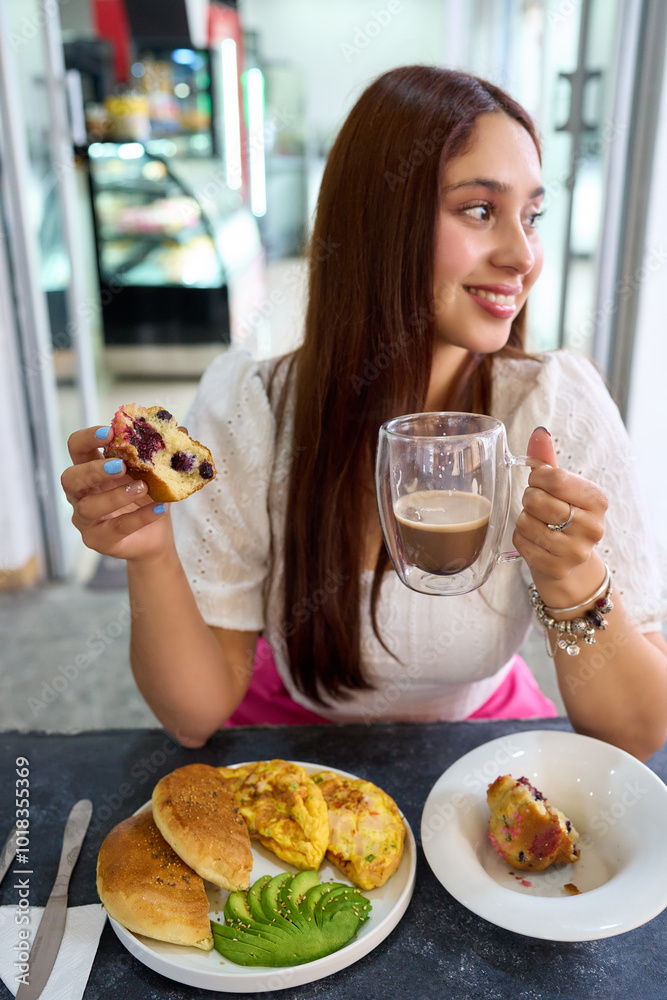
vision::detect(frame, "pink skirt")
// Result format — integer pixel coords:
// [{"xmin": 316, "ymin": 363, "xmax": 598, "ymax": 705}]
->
[{"xmin": 225, "ymin": 637, "xmax": 558, "ymax": 726}]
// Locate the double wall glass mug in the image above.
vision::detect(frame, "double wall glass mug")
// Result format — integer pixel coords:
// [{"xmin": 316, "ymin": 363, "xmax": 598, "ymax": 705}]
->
[{"xmin": 375, "ymin": 412, "xmax": 536, "ymax": 596}]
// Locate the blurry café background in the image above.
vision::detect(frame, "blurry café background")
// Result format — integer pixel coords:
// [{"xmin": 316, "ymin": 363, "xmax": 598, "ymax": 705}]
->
[{"xmin": 1, "ymin": 0, "xmax": 666, "ymax": 731}]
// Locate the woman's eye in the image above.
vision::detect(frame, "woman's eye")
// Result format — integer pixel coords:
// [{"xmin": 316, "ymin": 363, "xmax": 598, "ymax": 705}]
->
[
  {"xmin": 526, "ymin": 209, "xmax": 545, "ymax": 228},
  {"xmin": 463, "ymin": 204, "xmax": 492, "ymax": 221}
]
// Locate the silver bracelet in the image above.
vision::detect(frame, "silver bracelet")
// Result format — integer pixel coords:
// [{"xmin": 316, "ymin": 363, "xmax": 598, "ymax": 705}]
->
[
  {"xmin": 542, "ymin": 564, "xmax": 612, "ymax": 614},
  {"xmin": 528, "ymin": 565, "xmax": 614, "ymax": 657}
]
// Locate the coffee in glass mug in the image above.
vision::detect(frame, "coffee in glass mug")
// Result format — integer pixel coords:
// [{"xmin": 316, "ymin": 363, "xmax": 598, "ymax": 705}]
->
[
  {"xmin": 376, "ymin": 412, "xmax": 537, "ymax": 596},
  {"xmin": 393, "ymin": 490, "xmax": 492, "ymax": 575}
]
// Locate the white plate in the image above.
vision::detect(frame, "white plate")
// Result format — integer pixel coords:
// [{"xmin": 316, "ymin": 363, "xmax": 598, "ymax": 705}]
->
[
  {"xmin": 421, "ymin": 729, "xmax": 667, "ymax": 941},
  {"xmin": 109, "ymin": 761, "xmax": 416, "ymax": 992}
]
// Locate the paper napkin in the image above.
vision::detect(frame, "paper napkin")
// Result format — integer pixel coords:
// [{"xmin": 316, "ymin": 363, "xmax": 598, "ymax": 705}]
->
[{"xmin": 0, "ymin": 903, "xmax": 107, "ymax": 999}]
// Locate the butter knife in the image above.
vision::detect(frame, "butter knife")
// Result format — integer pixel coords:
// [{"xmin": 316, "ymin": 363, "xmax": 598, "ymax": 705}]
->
[
  {"xmin": 15, "ymin": 799, "xmax": 93, "ymax": 1000},
  {"xmin": 0, "ymin": 825, "xmax": 17, "ymax": 888}
]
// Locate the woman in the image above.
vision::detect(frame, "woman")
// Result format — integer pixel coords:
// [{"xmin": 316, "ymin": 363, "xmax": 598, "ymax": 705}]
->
[{"xmin": 62, "ymin": 67, "xmax": 667, "ymax": 759}]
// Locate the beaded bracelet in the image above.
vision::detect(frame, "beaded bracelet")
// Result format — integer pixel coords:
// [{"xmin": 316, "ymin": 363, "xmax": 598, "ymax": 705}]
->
[{"xmin": 528, "ymin": 564, "xmax": 614, "ymax": 657}]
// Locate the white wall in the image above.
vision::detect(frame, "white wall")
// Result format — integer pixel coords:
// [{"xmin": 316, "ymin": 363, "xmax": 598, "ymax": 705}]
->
[
  {"xmin": 625, "ymin": 50, "xmax": 667, "ymax": 553},
  {"xmin": 239, "ymin": 0, "xmax": 449, "ymax": 148}
]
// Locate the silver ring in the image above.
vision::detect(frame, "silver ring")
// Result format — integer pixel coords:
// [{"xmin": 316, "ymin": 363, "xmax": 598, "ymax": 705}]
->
[{"xmin": 547, "ymin": 502, "xmax": 574, "ymax": 532}]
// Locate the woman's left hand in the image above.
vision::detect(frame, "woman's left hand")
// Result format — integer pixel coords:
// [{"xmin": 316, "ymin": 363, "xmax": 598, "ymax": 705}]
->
[{"xmin": 512, "ymin": 426, "xmax": 609, "ymax": 598}]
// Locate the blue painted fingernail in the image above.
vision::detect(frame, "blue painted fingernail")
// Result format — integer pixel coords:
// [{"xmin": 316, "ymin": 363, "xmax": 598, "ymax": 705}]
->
[
  {"xmin": 104, "ymin": 459, "xmax": 123, "ymax": 474},
  {"xmin": 95, "ymin": 426, "xmax": 111, "ymax": 439},
  {"xmin": 153, "ymin": 503, "xmax": 166, "ymax": 514}
]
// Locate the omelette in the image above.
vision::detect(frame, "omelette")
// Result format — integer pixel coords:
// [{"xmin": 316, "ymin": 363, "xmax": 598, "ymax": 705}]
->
[
  {"xmin": 311, "ymin": 771, "xmax": 405, "ymax": 890},
  {"xmin": 217, "ymin": 760, "xmax": 329, "ymax": 870}
]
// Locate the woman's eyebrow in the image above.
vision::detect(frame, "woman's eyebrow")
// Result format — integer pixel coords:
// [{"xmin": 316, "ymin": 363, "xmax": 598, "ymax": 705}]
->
[{"xmin": 443, "ymin": 178, "xmax": 545, "ymax": 199}]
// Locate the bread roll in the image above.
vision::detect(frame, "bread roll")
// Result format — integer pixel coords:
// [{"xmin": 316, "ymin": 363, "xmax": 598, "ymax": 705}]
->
[
  {"xmin": 96, "ymin": 808, "xmax": 213, "ymax": 950},
  {"xmin": 152, "ymin": 763, "xmax": 253, "ymax": 891}
]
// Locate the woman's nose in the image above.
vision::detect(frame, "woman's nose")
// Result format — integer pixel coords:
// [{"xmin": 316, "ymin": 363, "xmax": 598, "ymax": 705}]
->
[{"xmin": 491, "ymin": 218, "xmax": 536, "ymax": 274}]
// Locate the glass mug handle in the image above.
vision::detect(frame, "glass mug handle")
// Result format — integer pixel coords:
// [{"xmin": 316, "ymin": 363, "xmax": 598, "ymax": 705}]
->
[{"xmin": 498, "ymin": 454, "xmax": 546, "ymax": 563}]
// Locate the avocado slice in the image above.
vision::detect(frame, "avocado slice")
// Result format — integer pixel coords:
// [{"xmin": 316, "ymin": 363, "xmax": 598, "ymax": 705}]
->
[
  {"xmin": 260, "ymin": 872, "xmax": 292, "ymax": 923},
  {"xmin": 312, "ymin": 883, "xmax": 361, "ymax": 928},
  {"xmin": 319, "ymin": 893, "xmax": 371, "ymax": 931},
  {"xmin": 300, "ymin": 881, "xmax": 339, "ymax": 919},
  {"xmin": 212, "ymin": 918, "xmax": 286, "ymax": 947},
  {"xmin": 278, "ymin": 871, "xmax": 320, "ymax": 929},
  {"xmin": 247, "ymin": 874, "xmax": 273, "ymax": 924},
  {"xmin": 325, "ymin": 905, "xmax": 367, "ymax": 943},
  {"xmin": 212, "ymin": 872, "xmax": 373, "ymax": 968},
  {"xmin": 212, "ymin": 922, "xmax": 292, "ymax": 965},
  {"xmin": 223, "ymin": 890, "xmax": 253, "ymax": 928}
]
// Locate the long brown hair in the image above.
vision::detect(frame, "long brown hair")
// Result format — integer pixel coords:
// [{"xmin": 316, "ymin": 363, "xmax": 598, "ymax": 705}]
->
[{"xmin": 282, "ymin": 66, "xmax": 541, "ymax": 704}]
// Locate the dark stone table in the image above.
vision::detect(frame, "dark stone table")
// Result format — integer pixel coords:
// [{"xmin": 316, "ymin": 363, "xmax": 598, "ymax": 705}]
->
[{"xmin": 1, "ymin": 720, "xmax": 666, "ymax": 1000}]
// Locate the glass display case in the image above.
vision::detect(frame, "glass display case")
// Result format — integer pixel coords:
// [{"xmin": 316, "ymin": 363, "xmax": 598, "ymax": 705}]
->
[
  {"xmin": 86, "ymin": 140, "xmax": 252, "ymax": 354},
  {"xmin": 96, "ymin": 48, "xmax": 218, "ymax": 156}
]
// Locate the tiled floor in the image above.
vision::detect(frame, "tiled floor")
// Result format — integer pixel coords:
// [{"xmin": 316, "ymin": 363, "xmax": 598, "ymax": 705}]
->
[
  {"xmin": 0, "ymin": 580, "xmax": 161, "ymax": 733},
  {"xmin": 0, "ymin": 257, "xmax": 566, "ymax": 734},
  {"xmin": 0, "ymin": 576, "xmax": 565, "ymax": 733}
]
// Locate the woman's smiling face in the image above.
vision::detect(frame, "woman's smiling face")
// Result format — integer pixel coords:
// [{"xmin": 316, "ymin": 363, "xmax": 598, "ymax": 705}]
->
[{"xmin": 433, "ymin": 112, "xmax": 544, "ymax": 353}]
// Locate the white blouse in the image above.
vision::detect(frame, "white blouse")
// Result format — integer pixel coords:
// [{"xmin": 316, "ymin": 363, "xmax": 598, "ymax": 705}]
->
[{"xmin": 171, "ymin": 347, "xmax": 666, "ymax": 723}]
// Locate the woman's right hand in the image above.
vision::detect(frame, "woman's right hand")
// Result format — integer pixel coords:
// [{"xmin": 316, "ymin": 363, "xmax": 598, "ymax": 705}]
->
[{"xmin": 61, "ymin": 426, "xmax": 173, "ymax": 562}]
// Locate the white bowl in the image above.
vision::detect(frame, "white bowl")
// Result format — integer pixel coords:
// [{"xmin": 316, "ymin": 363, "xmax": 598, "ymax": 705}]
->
[{"xmin": 421, "ymin": 729, "xmax": 667, "ymax": 940}]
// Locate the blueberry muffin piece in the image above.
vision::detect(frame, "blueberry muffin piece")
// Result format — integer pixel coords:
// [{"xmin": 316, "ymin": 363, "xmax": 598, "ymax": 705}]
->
[
  {"xmin": 104, "ymin": 403, "xmax": 216, "ymax": 502},
  {"xmin": 487, "ymin": 775, "xmax": 580, "ymax": 872}
]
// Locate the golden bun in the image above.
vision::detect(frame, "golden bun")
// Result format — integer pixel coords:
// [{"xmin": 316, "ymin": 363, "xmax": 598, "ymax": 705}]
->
[
  {"xmin": 96, "ymin": 808, "xmax": 213, "ymax": 950},
  {"xmin": 152, "ymin": 763, "xmax": 253, "ymax": 891}
]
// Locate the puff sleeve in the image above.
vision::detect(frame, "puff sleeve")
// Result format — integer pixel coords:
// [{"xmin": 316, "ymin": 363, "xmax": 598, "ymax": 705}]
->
[{"xmin": 170, "ymin": 349, "xmax": 275, "ymax": 630}]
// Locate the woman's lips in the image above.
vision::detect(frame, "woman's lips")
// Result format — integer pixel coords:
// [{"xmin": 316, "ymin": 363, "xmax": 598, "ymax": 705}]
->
[{"xmin": 465, "ymin": 286, "xmax": 519, "ymax": 319}]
